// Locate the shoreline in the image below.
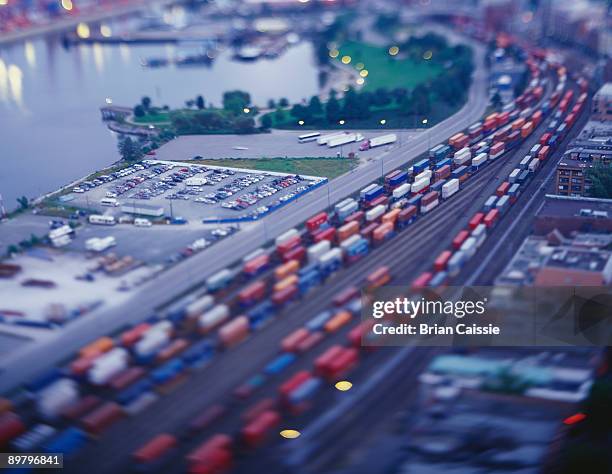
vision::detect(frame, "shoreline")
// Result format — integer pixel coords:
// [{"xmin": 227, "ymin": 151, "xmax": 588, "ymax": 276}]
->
[{"xmin": 0, "ymin": 0, "xmax": 179, "ymax": 46}]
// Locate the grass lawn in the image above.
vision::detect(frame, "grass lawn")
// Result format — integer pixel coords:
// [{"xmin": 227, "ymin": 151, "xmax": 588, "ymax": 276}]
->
[
  {"xmin": 336, "ymin": 41, "xmax": 443, "ymax": 91},
  {"xmin": 192, "ymin": 157, "xmax": 357, "ymax": 179},
  {"xmin": 133, "ymin": 112, "xmax": 171, "ymax": 124}
]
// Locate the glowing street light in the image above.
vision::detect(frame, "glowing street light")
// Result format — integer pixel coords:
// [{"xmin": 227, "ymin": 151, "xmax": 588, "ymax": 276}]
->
[
  {"xmin": 338, "ymin": 119, "xmax": 345, "ymax": 125},
  {"xmin": 423, "ymin": 50, "xmax": 433, "ymax": 60},
  {"xmin": 356, "ymin": 77, "xmax": 364, "ymax": 85},
  {"xmin": 359, "ymin": 69, "xmax": 369, "ymax": 77},
  {"xmin": 388, "ymin": 45, "xmax": 399, "ymax": 56},
  {"xmin": 335, "ymin": 380, "xmax": 353, "ymax": 391},
  {"xmin": 100, "ymin": 25, "xmax": 112, "ymax": 38},
  {"xmin": 105, "ymin": 97, "xmax": 113, "ymax": 104},
  {"xmin": 422, "ymin": 118, "xmax": 428, "ymax": 125},
  {"xmin": 243, "ymin": 107, "xmax": 250, "ymax": 114},
  {"xmin": 298, "ymin": 120, "xmax": 304, "ymax": 125},
  {"xmin": 280, "ymin": 429, "xmax": 301, "ymax": 439},
  {"xmin": 61, "ymin": 0, "xmax": 73, "ymax": 11},
  {"xmin": 380, "ymin": 119, "xmax": 386, "ymax": 125},
  {"xmin": 341, "ymin": 55, "xmax": 352, "ymax": 64},
  {"xmin": 76, "ymin": 23, "xmax": 90, "ymax": 39},
  {"xmin": 329, "ymin": 49, "xmax": 339, "ymax": 59}
]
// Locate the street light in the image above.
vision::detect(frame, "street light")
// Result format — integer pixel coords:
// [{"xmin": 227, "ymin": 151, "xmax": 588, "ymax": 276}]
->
[
  {"xmin": 422, "ymin": 118, "xmax": 431, "ymax": 148},
  {"xmin": 243, "ymin": 107, "xmax": 250, "ymax": 114},
  {"xmin": 339, "ymin": 119, "xmax": 345, "ymax": 125},
  {"xmin": 298, "ymin": 120, "xmax": 304, "ymax": 125},
  {"xmin": 380, "ymin": 119, "xmax": 386, "ymax": 125}
]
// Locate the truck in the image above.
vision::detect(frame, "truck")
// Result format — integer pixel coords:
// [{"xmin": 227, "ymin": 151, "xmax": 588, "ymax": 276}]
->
[
  {"xmin": 317, "ymin": 132, "xmax": 346, "ymax": 146},
  {"xmin": 359, "ymin": 133, "xmax": 397, "ymax": 151},
  {"xmin": 328, "ymin": 133, "xmax": 364, "ymax": 148}
]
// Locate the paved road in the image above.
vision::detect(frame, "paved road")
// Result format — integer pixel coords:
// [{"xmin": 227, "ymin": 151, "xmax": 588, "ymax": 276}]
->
[{"xmin": 0, "ymin": 40, "xmax": 488, "ymax": 394}]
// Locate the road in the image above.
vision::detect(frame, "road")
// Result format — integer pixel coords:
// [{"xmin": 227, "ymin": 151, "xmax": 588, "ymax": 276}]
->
[{"xmin": 0, "ymin": 36, "xmax": 490, "ymax": 393}]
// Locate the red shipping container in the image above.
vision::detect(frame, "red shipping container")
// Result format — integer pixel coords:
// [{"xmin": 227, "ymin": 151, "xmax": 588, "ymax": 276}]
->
[
  {"xmin": 188, "ymin": 405, "xmax": 226, "ymax": 434},
  {"xmin": 276, "ymin": 235, "xmax": 301, "ymax": 255},
  {"xmin": 398, "ymin": 205, "xmax": 417, "ymax": 223},
  {"xmin": 468, "ymin": 212, "xmax": 485, "ymax": 230},
  {"xmin": 411, "ymin": 272, "xmax": 433, "ymax": 291},
  {"xmin": 531, "ymin": 110, "xmax": 543, "ymax": 126},
  {"xmin": 313, "ymin": 226, "xmax": 336, "ymax": 244},
  {"xmin": 323, "ymin": 348, "xmax": 359, "ymax": 381},
  {"xmin": 242, "ymin": 410, "xmax": 280, "ymax": 447},
  {"xmin": 366, "ymin": 266, "xmax": 390, "ymax": 289},
  {"xmin": 496, "ymin": 182, "xmax": 510, "ymax": 197},
  {"xmin": 0, "ymin": 412, "xmax": 25, "ymax": 448},
  {"xmin": 347, "ymin": 320, "xmax": 375, "ymax": 347},
  {"xmin": 344, "ymin": 210, "xmax": 364, "ymax": 224},
  {"xmin": 157, "ymin": 339, "xmax": 189, "ymax": 363},
  {"xmin": 434, "ymin": 250, "xmax": 453, "ymax": 272},
  {"xmin": 295, "ymin": 331, "xmax": 324, "ymax": 353},
  {"xmin": 187, "ymin": 434, "xmax": 232, "ymax": 470},
  {"xmin": 483, "ymin": 209, "xmax": 500, "ymax": 228},
  {"xmin": 281, "ymin": 328, "xmax": 310, "ymax": 352},
  {"xmin": 243, "ymin": 254, "xmax": 269, "ymax": 276},
  {"xmin": 133, "ymin": 434, "xmax": 177, "ymax": 465},
  {"xmin": 332, "ymin": 286, "xmax": 359, "ymax": 306},
  {"xmin": 279, "ymin": 371, "xmax": 311, "ymax": 401},
  {"xmin": 120, "ymin": 323, "xmax": 150, "ymax": 347},
  {"xmin": 81, "ymin": 402, "xmax": 124, "ymax": 435},
  {"xmin": 539, "ymin": 133, "xmax": 551, "ymax": 146},
  {"xmin": 452, "ymin": 230, "xmax": 470, "ymax": 250},
  {"xmin": 538, "ymin": 145, "xmax": 551, "ymax": 161},
  {"xmin": 272, "ymin": 285, "xmax": 298, "ymax": 305},
  {"xmin": 306, "ymin": 212, "xmax": 327, "ymax": 233},
  {"xmin": 242, "ymin": 398, "xmax": 276, "ymax": 423},
  {"xmin": 282, "ymin": 245, "xmax": 305, "ymax": 263},
  {"xmin": 360, "ymin": 222, "xmax": 379, "ymax": 240},
  {"xmin": 421, "ymin": 191, "xmax": 439, "ymax": 206},
  {"xmin": 435, "ymin": 165, "xmax": 451, "ymax": 181},
  {"xmin": 368, "ymin": 195, "xmax": 388, "ymax": 209},
  {"xmin": 109, "ymin": 367, "xmax": 146, "ymax": 391},
  {"xmin": 238, "ymin": 280, "xmax": 267, "ymax": 306},
  {"xmin": 372, "ymin": 222, "xmax": 394, "ymax": 243}
]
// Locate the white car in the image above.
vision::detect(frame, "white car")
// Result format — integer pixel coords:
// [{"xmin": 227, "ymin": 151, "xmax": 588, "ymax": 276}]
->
[
  {"xmin": 72, "ymin": 188, "xmax": 85, "ymax": 193},
  {"xmin": 134, "ymin": 218, "xmax": 152, "ymax": 227}
]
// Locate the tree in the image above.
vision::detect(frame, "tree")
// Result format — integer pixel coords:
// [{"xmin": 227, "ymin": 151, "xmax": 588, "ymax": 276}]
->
[
  {"xmin": 325, "ymin": 94, "xmax": 341, "ymax": 123},
  {"xmin": 308, "ymin": 96, "xmax": 323, "ymax": 116},
  {"xmin": 133, "ymin": 105, "xmax": 145, "ymax": 118},
  {"xmin": 185, "ymin": 99, "xmax": 195, "ymax": 109},
  {"xmin": 234, "ymin": 117, "xmax": 255, "ymax": 134},
  {"xmin": 141, "ymin": 96, "xmax": 152, "ymax": 110},
  {"xmin": 279, "ymin": 97, "xmax": 289, "ymax": 108},
  {"xmin": 412, "ymin": 84, "xmax": 431, "ymax": 116},
  {"xmin": 16, "ymin": 196, "xmax": 28, "ymax": 210},
  {"xmin": 223, "ymin": 90, "xmax": 251, "ymax": 114},
  {"xmin": 261, "ymin": 114, "xmax": 273, "ymax": 130},
  {"xmin": 373, "ymin": 88, "xmax": 392, "ymax": 107},
  {"xmin": 392, "ymin": 88, "xmax": 408, "ymax": 104},
  {"xmin": 196, "ymin": 95, "xmax": 205, "ymax": 110},
  {"xmin": 118, "ymin": 137, "xmax": 143, "ymax": 162},
  {"xmin": 291, "ymin": 104, "xmax": 312, "ymax": 122},
  {"xmin": 267, "ymin": 99, "xmax": 276, "ymax": 109},
  {"xmin": 274, "ymin": 108, "xmax": 286, "ymax": 123},
  {"xmin": 587, "ymin": 165, "xmax": 612, "ymax": 198}
]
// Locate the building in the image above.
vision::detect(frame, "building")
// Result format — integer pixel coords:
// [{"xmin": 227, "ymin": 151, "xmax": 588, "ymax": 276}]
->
[
  {"xmin": 534, "ymin": 247, "xmax": 612, "ymax": 286},
  {"xmin": 555, "ymin": 159, "xmax": 592, "ymax": 196},
  {"xmin": 591, "ymin": 83, "xmax": 612, "ymax": 121},
  {"xmin": 120, "ymin": 203, "xmax": 164, "ymax": 218},
  {"xmin": 534, "ymin": 195, "xmax": 612, "ymax": 236}
]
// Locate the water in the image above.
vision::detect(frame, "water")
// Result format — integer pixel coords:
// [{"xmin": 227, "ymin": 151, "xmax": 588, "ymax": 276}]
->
[{"xmin": 0, "ymin": 32, "xmax": 319, "ymax": 211}]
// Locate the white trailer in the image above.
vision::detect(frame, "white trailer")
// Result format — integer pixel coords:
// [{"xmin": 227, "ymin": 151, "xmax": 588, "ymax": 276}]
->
[
  {"xmin": 392, "ymin": 183, "xmax": 411, "ymax": 200},
  {"xmin": 442, "ymin": 179, "xmax": 459, "ymax": 199},
  {"xmin": 411, "ymin": 177, "xmax": 430, "ymax": 194},
  {"xmin": 365, "ymin": 204, "xmax": 387, "ymax": 222},
  {"xmin": 317, "ymin": 132, "xmax": 346, "ymax": 146},
  {"xmin": 327, "ymin": 133, "xmax": 363, "ymax": 148},
  {"xmin": 359, "ymin": 133, "xmax": 397, "ymax": 150}
]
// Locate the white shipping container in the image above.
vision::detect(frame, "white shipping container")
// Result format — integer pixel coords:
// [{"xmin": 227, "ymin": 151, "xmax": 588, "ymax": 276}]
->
[
  {"xmin": 307, "ymin": 240, "xmax": 332, "ymax": 263},
  {"xmin": 414, "ymin": 169, "xmax": 432, "ymax": 183},
  {"xmin": 391, "ymin": 198, "xmax": 408, "ymax": 210},
  {"xmin": 453, "ymin": 147, "xmax": 472, "ymax": 166},
  {"xmin": 519, "ymin": 156, "xmax": 531, "ymax": 169},
  {"xmin": 198, "ymin": 304, "xmax": 230, "ymax": 332},
  {"xmin": 359, "ymin": 184, "xmax": 378, "ymax": 199},
  {"xmin": 365, "ymin": 204, "xmax": 387, "ymax": 222},
  {"xmin": 275, "ymin": 228, "xmax": 299, "ymax": 246},
  {"xmin": 186, "ymin": 295, "xmax": 215, "ymax": 318},
  {"xmin": 392, "ymin": 183, "xmax": 411, "ymax": 200},
  {"xmin": 411, "ymin": 177, "xmax": 430, "ymax": 194},
  {"xmin": 441, "ymin": 179, "xmax": 459, "ymax": 199},
  {"xmin": 339, "ymin": 234, "xmax": 361, "ymax": 251},
  {"xmin": 337, "ymin": 201, "xmax": 359, "ymax": 220},
  {"xmin": 471, "ymin": 224, "xmax": 487, "ymax": 248},
  {"xmin": 12, "ymin": 424, "xmax": 56, "ymax": 452},
  {"xmin": 134, "ymin": 330, "xmax": 170, "ymax": 358},
  {"xmin": 36, "ymin": 379, "xmax": 79, "ymax": 420},
  {"xmin": 472, "ymin": 153, "xmax": 488, "ymax": 167},
  {"xmin": 509, "ymin": 169, "xmax": 521, "ymax": 183},
  {"xmin": 318, "ymin": 247, "xmax": 343, "ymax": 266},
  {"xmin": 145, "ymin": 320, "xmax": 173, "ymax": 338},
  {"xmin": 483, "ymin": 195, "xmax": 497, "ymax": 211},
  {"xmin": 421, "ymin": 199, "xmax": 439, "ymax": 214},
  {"xmin": 242, "ymin": 248, "xmax": 265, "ymax": 263},
  {"xmin": 334, "ymin": 198, "xmax": 355, "ymax": 213},
  {"xmin": 529, "ymin": 159, "xmax": 540, "ymax": 172},
  {"xmin": 447, "ymin": 251, "xmax": 466, "ymax": 277},
  {"xmin": 460, "ymin": 237, "xmax": 477, "ymax": 259},
  {"xmin": 529, "ymin": 144, "xmax": 541, "ymax": 157},
  {"xmin": 206, "ymin": 268, "xmax": 232, "ymax": 290}
]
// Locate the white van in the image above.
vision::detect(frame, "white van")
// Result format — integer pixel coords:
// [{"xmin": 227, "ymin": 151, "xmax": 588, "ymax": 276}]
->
[
  {"xmin": 100, "ymin": 198, "xmax": 119, "ymax": 207},
  {"xmin": 134, "ymin": 218, "xmax": 152, "ymax": 227}
]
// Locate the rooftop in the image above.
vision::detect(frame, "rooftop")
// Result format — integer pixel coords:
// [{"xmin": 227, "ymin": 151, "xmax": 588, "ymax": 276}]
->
[
  {"xmin": 594, "ymin": 82, "xmax": 612, "ymax": 99},
  {"xmin": 538, "ymin": 195, "xmax": 612, "ymax": 219}
]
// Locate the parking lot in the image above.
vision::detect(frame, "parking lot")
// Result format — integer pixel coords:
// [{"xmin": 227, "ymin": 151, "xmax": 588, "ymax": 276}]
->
[{"xmin": 67, "ymin": 159, "xmax": 325, "ymax": 223}]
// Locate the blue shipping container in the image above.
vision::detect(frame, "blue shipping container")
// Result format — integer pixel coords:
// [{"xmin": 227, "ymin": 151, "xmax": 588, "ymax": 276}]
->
[
  {"xmin": 289, "ymin": 378, "xmax": 323, "ymax": 404},
  {"xmin": 42, "ymin": 428, "xmax": 87, "ymax": 458},
  {"xmin": 116, "ymin": 379, "xmax": 153, "ymax": 406},
  {"xmin": 451, "ymin": 166, "xmax": 468, "ymax": 178},
  {"xmin": 151, "ymin": 359, "xmax": 184, "ymax": 385},
  {"xmin": 413, "ymin": 159, "xmax": 429, "ymax": 174},
  {"xmin": 363, "ymin": 185, "xmax": 384, "ymax": 202},
  {"xmin": 264, "ymin": 353, "xmax": 296, "ymax": 375},
  {"xmin": 182, "ymin": 339, "xmax": 215, "ymax": 366},
  {"xmin": 306, "ymin": 310, "xmax": 333, "ymax": 332}
]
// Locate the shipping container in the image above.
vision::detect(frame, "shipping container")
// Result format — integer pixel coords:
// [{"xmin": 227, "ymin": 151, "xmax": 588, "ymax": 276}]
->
[
  {"xmin": 412, "ymin": 159, "xmax": 430, "ymax": 174},
  {"xmin": 434, "ymin": 250, "xmax": 453, "ymax": 272},
  {"xmin": 281, "ymin": 328, "xmax": 310, "ymax": 353},
  {"xmin": 508, "ymin": 168, "xmax": 521, "ymax": 184},
  {"xmin": 238, "ymin": 280, "xmax": 267, "ymax": 307},
  {"xmin": 274, "ymin": 260, "xmax": 300, "ymax": 281},
  {"xmin": 272, "ymin": 285, "xmax": 298, "ymax": 306},
  {"xmin": 324, "ymin": 310, "xmax": 352, "ymax": 333},
  {"xmin": 282, "ymin": 245, "xmax": 306, "ymax": 263},
  {"xmin": 441, "ymin": 179, "xmax": 460, "ymax": 199},
  {"xmin": 411, "ymin": 177, "xmax": 430, "ymax": 194},
  {"xmin": 452, "ymin": 230, "xmax": 470, "ymax": 250},
  {"xmin": 365, "ymin": 204, "xmax": 387, "ymax": 223},
  {"xmin": 199, "ymin": 305, "xmax": 230, "ymax": 334},
  {"xmin": 392, "ymin": 183, "xmax": 411, "ymax": 200},
  {"xmin": 483, "ymin": 209, "xmax": 500, "ymax": 228},
  {"xmin": 496, "ymin": 182, "xmax": 510, "ymax": 197},
  {"xmin": 312, "ymin": 227, "xmax": 336, "ymax": 244},
  {"xmin": 264, "ymin": 353, "xmax": 296, "ymax": 375},
  {"xmin": 276, "ymin": 235, "xmax": 301, "ymax": 255},
  {"xmin": 306, "ymin": 212, "xmax": 328, "ymax": 233},
  {"xmin": 81, "ymin": 402, "xmax": 123, "ymax": 435},
  {"xmin": 365, "ymin": 266, "xmax": 391, "ymax": 290},
  {"xmin": 538, "ymin": 145, "xmax": 550, "ymax": 161},
  {"xmin": 337, "ymin": 221, "xmax": 360, "ymax": 242},
  {"xmin": 243, "ymin": 254, "xmax": 270, "ymax": 277},
  {"xmin": 206, "ymin": 269, "xmax": 233, "ymax": 292},
  {"xmin": 496, "ymin": 195, "xmax": 511, "ymax": 214},
  {"xmin": 483, "ymin": 195, "xmax": 497, "ymax": 212},
  {"xmin": 187, "ymin": 434, "xmax": 232, "ymax": 472},
  {"xmin": 0, "ymin": 413, "xmax": 25, "ymax": 448},
  {"xmin": 275, "ymin": 228, "xmax": 299, "ymax": 247},
  {"xmin": 333, "ymin": 286, "xmax": 359, "ymax": 307},
  {"xmin": 219, "ymin": 316, "xmax": 250, "ymax": 348},
  {"xmin": 397, "ymin": 205, "xmax": 418, "ymax": 227},
  {"xmin": 132, "ymin": 434, "xmax": 177, "ymax": 467},
  {"xmin": 411, "ymin": 272, "xmax": 433, "ymax": 291},
  {"xmin": 188, "ymin": 405, "xmax": 226, "ymax": 435}
]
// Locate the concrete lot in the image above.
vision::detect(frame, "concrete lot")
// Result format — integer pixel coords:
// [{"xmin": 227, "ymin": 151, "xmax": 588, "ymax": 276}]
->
[
  {"xmin": 154, "ymin": 129, "xmax": 420, "ymax": 161},
  {"xmin": 68, "ymin": 160, "xmax": 325, "ymax": 222}
]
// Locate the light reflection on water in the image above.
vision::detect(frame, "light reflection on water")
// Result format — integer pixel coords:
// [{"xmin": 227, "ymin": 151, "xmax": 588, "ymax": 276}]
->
[{"xmin": 0, "ymin": 33, "xmax": 319, "ymax": 210}]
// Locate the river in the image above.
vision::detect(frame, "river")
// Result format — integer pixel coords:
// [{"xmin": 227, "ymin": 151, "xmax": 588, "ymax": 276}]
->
[{"xmin": 0, "ymin": 24, "xmax": 320, "ymax": 211}]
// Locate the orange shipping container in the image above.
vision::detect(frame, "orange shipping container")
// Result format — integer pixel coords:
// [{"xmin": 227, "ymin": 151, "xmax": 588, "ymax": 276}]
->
[
  {"xmin": 133, "ymin": 434, "xmax": 177, "ymax": 465},
  {"xmin": 79, "ymin": 337, "xmax": 114, "ymax": 359},
  {"xmin": 511, "ymin": 117, "xmax": 525, "ymax": 131},
  {"xmin": 274, "ymin": 259, "xmax": 300, "ymax": 281},
  {"xmin": 324, "ymin": 310, "xmax": 352, "ymax": 333},
  {"xmin": 521, "ymin": 122, "xmax": 534, "ymax": 138},
  {"xmin": 81, "ymin": 402, "xmax": 124, "ymax": 435},
  {"xmin": 273, "ymin": 274, "xmax": 298, "ymax": 293},
  {"xmin": 372, "ymin": 222, "xmax": 394, "ymax": 243},
  {"xmin": 381, "ymin": 208, "xmax": 401, "ymax": 226},
  {"xmin": 337, "ymin": 221, "xmax": 360, "ymax": 242},
  {"xmin": 157, "ymin": 339, "xmax": 189, "ymax": 363}
]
